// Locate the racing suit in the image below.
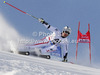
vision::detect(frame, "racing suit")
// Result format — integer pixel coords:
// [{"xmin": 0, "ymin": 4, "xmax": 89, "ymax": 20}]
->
[{"xmin": 28, "ymin": 20, "xmax": 69, "ymax": 61}]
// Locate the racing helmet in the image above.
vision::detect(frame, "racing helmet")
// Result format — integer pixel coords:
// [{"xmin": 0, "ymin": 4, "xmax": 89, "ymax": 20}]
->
[{"xmin": 62, "ymin": 26, "xmax": 71, "ymax": 34}]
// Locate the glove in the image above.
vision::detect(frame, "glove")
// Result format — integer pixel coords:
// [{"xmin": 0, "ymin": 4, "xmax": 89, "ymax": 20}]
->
[
  {"xmin": 63, "ymin": 53, "xmax": 68, "ymax": 59},
  {"xmin": 38, "ymin": 18, "xmax": 44, "ymax": 23},
  {"xmin": 62, "ymin": 53, "xmax": 68, "ymax": 62},
  {"xmin": 38, "ymin": 18, "xmax": 48, "ymax": 25}
]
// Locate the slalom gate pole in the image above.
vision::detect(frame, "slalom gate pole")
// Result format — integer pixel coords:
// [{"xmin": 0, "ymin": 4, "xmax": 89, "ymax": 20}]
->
[{"xmin": 3, "ymin": 1, "xmax": 38, "ymax": 20}]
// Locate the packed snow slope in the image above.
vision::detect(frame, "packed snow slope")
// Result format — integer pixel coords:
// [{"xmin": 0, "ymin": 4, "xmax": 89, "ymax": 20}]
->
[{"xmin": 0, "ymin": 51, "xmax": 100, "ymax": 75}]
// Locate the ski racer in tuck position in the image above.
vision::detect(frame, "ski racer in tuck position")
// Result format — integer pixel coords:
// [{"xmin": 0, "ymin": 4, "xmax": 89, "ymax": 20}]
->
[{"xmin": 29, "ymin": 18, "xmax": 71, "ymax": 62}]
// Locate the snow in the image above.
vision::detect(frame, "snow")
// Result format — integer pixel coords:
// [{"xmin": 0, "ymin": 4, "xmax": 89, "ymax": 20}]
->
[
  {"xmin": 0, "ymin": 13, "xmax": 22, "ymax": 52},
  {"xmin": 0, "ymin": 51, "xmax": 100, "ymax": 75}
]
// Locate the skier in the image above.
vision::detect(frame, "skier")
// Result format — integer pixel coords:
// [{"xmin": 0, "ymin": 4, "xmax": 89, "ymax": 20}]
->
[
  {"xmin": 4, "ymin": 1, "xmax": 71, "ymax": 61},
  {"xmin": 27, "ymin": 18, "xmax": 71, "ymax": 62},
  {"xmin": 36, "ymin": 18, "xmax": 71, "ymax": 62}
]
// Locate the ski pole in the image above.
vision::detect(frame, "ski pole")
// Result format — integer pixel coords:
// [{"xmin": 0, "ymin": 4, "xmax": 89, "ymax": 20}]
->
[{"xmin": 3, "ymin": 1, "xmax": 38, "ymax": 20}]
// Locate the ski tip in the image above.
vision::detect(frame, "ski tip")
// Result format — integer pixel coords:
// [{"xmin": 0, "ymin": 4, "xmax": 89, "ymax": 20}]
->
[{"xmin": 4, "ymin": 1, "xmax": 6, "ymax": 3}]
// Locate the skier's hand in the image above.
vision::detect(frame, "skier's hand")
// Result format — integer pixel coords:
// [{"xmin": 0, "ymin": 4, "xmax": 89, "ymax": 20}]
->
[
  {"xmin": 38, "ymin": 18, "xmax": 48, "ymax": 25},
  {"xmin": 38, "ymin": 18, "xmax": 45, "ymax": 23}
]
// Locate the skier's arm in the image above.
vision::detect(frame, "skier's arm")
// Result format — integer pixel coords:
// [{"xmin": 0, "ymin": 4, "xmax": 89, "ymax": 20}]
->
[
  {"xmin": 38, "ymin": 18, "xmax": 58, "ymax": 32},
  {"xmin": 62, "ymin": 44, "xmax": 68, "ymax": 56},
  {"xmin": 61, "ymin": 39, "xmax": 69, "ymax": 60}
]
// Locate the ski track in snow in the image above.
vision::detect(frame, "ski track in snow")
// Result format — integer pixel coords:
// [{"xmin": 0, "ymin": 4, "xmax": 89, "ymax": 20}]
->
[{"xmin": 0, "ymin": 51, "xmax": 100, "ymax": 75}]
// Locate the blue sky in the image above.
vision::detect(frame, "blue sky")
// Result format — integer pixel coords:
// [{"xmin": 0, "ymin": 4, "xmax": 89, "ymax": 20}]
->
[{"xmin": 0, "ymin": 0, "xmax": 100, "ymax": 66}]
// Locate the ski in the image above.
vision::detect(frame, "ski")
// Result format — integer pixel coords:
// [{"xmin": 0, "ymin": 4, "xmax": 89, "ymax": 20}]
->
[
  {"xmin": 17, "ymin": 51, "xmax": 50, "ymax": 59},
  {"xmin": 39, "ymin": 55, "xmax": 51, "ymax": 59},
  {"xmin": 18, "ymin": 51, "xmax": 30, "ymax": 55}
]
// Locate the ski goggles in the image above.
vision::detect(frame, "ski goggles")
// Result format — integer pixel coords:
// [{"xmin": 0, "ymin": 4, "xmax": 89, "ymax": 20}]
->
[{"xmin": 63, "ymin": 31, "xmax": 70, "ymax": 35}]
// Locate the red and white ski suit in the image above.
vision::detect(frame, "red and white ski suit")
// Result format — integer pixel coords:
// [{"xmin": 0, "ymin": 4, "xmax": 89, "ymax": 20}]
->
[{"xmin": 29, "ymin": 23, "xmax": 69, "ymax": 58}]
